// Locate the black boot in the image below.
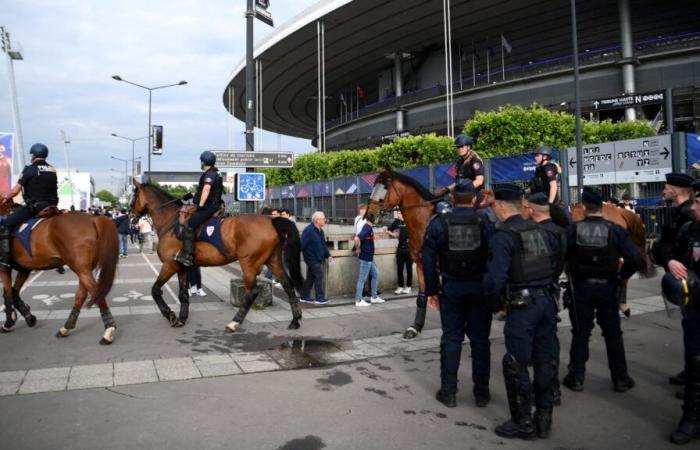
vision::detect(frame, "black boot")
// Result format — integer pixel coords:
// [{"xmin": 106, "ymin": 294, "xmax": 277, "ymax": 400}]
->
[
  {"xmin": 435, "ymin": 386, "xmax": 457, "ymax": 408},
  {"xmin": 496, "ymin": 354, "xmax": 535, "ymax": 440},
  {"xmin": 613, "ymin": 375, "xmax": 635, "ymax": 393},
  {"xmin": 534, "ymin": 408, "xmax": 553, "ymax": 438},
  {"xmin": 174, "ymin": 227, "xmax": 194, "ymax": 267},
  {"xmin": 670, "ymin": 358, "xmax": 700, "ymax": 445},
  {"xmin": 552, "ymin": 377, "xmax": 562, "ymax": 406},
  {"xmin": 0, "ymin": 226, "xmax": 11, "ymax": 267},
  {"xmin": 562, "ymin": 372, "xmax": 584, "ymax": 392},
  {"xmin": 473, "ymin": 378, "xmax": 491, "ymax": 407}
]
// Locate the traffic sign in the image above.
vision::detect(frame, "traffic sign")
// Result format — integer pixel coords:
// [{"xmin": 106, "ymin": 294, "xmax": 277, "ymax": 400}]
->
[
  {"xmin": 212, "ymin": 151, "xmax": 293, "ymax": 168},
  {"xmin": 591, "ymin": 90, "xmax": 664, "ymax": 111},
  {"xmin": 235, "ymin": 172, "xmax": 266, "ymax": 201}
]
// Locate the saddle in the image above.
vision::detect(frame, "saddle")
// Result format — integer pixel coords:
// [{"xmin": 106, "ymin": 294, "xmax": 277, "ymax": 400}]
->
[
  {"xmin": 177, "ymin": 204, "xmax": 225, "ymax": 236},
  {"xmin": 36, "ymin": 205, "xmax": 61, "ymax": 218}
]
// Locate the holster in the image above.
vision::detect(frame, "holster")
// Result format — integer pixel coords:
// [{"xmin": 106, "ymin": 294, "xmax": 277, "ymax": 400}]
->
[{"xmin": 505, "ymin": 286, "xmax": 531, "ymax": 310}]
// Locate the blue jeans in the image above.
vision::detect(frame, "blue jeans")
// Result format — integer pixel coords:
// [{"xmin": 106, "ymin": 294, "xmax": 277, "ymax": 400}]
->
[
  {"xmin": 119, "ymin": 233, "xmax": 128, "ymax": 256},
  {"xmin": 302, "ymin": 261, "xmax": 325, "ymax": 301},
  {"xmin": 355, "ymin": 259, "xmax": 378, "ymax": 301}
]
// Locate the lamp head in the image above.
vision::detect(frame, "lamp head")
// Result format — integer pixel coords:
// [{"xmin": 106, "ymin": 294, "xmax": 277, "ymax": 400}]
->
[{"xmin": 112, "ymin": 75, "xmax": 122, "ymax": 81}]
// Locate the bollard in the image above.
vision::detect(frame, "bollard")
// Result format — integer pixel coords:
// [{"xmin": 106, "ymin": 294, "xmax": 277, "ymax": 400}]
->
[{"xmin": 230, "ymin": 277, "xmax": 273, "ymax": 308}]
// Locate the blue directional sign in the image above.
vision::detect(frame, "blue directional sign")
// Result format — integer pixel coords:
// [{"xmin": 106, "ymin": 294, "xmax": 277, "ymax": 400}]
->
[{"xmin": 235, "ymin": 172, "xmax": 266, "ymax": 201}]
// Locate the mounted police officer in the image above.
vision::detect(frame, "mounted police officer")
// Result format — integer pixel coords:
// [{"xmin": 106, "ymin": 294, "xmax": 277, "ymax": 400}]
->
[
  {"xmin": 174, "ymin": 151, "xmax": 223, "ymax": 267},
  {"xmin": 423, "ymin": 179, "xmax": 494, "ymax": 409},
  {"xmin": 562, "ymin": 187, "xmax": 639, "ymax": 394},
  {"xmin": 443, "ymin": 134, "xmax": 484, "ymax": 196},
  {"xmin": 664, "ymin": 180, "xmax": 700, "ymax": 444},
  {"xmin": 526, "ymin": 192, "xmax": 566, "ymax": 405},
  {"xmin": 485, "ymin": 183, "xmax": 559, "ymax": 440},
  {"xmin": 529, "ymin": 146, "xmax": 560, "ymax": 204},
  {"xmin": 0, "ymin": 143, "xmax": 58, "ymax": 267}
]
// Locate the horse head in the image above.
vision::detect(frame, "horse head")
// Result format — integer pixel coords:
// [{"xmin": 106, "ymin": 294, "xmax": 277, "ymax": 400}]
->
[
  {"xmin": 130, "ymin": 180, "xmax": 147, "ymax": 218},
  {"xmin": 366, "ymin": 168, "xmax": 438, "ymax": 221}
]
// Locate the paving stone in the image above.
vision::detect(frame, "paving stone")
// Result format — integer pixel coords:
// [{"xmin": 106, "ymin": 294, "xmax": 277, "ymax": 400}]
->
[
  {"xmin": 362, "ymin": 334, "xmax": 404, "ymax": 345},
  {"xmin": 196, "ymin": 362, "xmax": 242, "ymax": 377},
  {"xmin": 0, "ymin": 370, "xmax": 26, "ymax": 396},
  {"xmin": 192, "ymin": 354, "xmax": 233, "ymax": 365},
  {"xmin": 229, "ymin": 351, "xmax": 273, "ymax": 363},
  {"xmin": 330, "ymin": 307, "xmax": 358, "ymax": 316},
  {"xmin": 113, "ymin": 360, "xmax": 158, "ymax": 386},
  {"xmin": 344, "ymin": 342, "xmax": 388, "ymax": 359},
  {"xmin": 154, "ymin": 357, "xmax": 201, "ymax": 381},
  {"xmin": 407, "ymin": 339, "xmax": 439, "ymax": 351},
  {"xmin": 236, "ymin": 359, "xmax": 282, "ymax": 373},
  {"xmin": 19, "ymin": 367, "xmax": 70, "ymax": 394},
  {"xmin": 67, "ymin": 364, "xmax": 113, "ymax": 390},
  {"xmin": 245, "ymin": 314, "xmax": 276, "ymax": 323},
  {"xmin": 308, "ymin": 309, "xmax": 337, "ymax": 318}
]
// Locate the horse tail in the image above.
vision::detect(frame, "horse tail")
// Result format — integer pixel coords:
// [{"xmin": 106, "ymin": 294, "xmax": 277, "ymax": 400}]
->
[
  {"xmin": 271, "ymin": 217, "xmax": 304, "ymax": 296},
  {"xmin": 86, "ymin": 216, "xmax": 119, "ymax": 308},
  {"xmin": 620, "ymin": 208, "xmax": 656, "ymax": 278}
]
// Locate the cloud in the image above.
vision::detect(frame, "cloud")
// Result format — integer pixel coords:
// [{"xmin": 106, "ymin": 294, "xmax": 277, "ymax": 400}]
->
[{"xmin": 0, "ymin": 0, "xmax": 319, "ymax": 192}]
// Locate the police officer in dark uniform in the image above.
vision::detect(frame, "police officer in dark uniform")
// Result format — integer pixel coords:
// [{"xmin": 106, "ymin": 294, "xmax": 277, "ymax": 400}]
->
[
  {"xmin": 423, "ymin": 180, "xmax": 494, "ymax": 409},
  {"xmin": 529, "ymin": 146, "xmax": 560, "ymax": 204},
  {"xmin": 485, "ymin": 183, "xmax": 559, "ymax": 440},
  {"xmin": 562, "ymin": 187, "xmax": 639, "ymax": 394},
  {"xmin": 654, "ymin": 173, "xmax": 695, "ymax": 272},
  {"xmin": 664, "ymin": 181, "xmax": 700, "ymax": 444},
  {"xmin": 0, "ymin": 143, "xmax": 58, "ymax": 266},
  {"xmin": 174, "ymin": 151, "xmax": 223, "ymax": 267},
  {"xmin": 526, "ymin": 192, "xmax": 566, "ymax": 405},
  {"xmin": 443, "ymin": 134, "xmax": 484, "ymax": 195}
]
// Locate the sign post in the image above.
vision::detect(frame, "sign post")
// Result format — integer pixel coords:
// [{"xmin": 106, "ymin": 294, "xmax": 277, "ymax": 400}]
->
[{"xmin": 235, "ymin": 172, "xmax": 266, "ymax": 201}]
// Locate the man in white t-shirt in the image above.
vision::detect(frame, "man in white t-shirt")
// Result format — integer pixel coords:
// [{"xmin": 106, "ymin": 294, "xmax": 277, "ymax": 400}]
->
[{"xmin": 138, "ymin": 216, "xmax": 154, "ymax": 254}]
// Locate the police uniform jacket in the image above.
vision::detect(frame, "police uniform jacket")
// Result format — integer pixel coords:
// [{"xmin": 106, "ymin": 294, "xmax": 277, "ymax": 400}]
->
[
  {"xmin": 672, "ymin": 220, "xmax": 700, "ymax": 272},
  {"xmin": 193, "ymin": 167, "xmax": 223, "ymax": 208},
  {"xmin": 422, "ymin": 207, "xmax": 494, "ymax": 296},
  {"xmin": 530, "ymin": 162, "xmax": 559, "ymax": 200},
  {"xmin": 19, "ymin": 160, "xmax": 58, "ymax": 205},
  {"xmin": 539, "ymin": 219, "xmax": 566, "ymax": 278},
  {"xmin": 565, "ymin": 216, "xmax": 639, "ymax": 282},
  {"xmin": 454, "ymin": 155, "xmax": 484, "ymax": 190},
  {"xmin": 655, "ymin": 199, "xmax": 695, "ymax": 269}
]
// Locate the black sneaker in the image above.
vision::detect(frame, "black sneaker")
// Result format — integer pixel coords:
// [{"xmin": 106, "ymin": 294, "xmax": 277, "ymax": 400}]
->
[
  {"xmin": 473, "ymin": 383, "xmax": 491, "ymax": 407},
  {"xmin": 562, "ymin": 373, "xmax": 584, "ymax": 392},
  {"xmin": 495, "ymin": 418, "xmax": 536, "ymax": 440},
  {"xmin": 534, "ymin": 408, "xmax": 553, "ymax": 439},
  {"xmin": 613, "ymin": 376, "xmax": 635, "ymax": 393},
  {"xmin": 435, "ymin": 388, "xmax": 456, "ymax": 408}
]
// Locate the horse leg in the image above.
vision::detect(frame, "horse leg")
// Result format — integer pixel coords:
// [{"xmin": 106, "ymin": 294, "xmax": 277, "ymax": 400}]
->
[
  {"xmin": 0, "ymin": 270, "xmax": 16, "ymax": 332},
  {"xmin": 226, "ymin": 264, "xmax": 260, "ymax": 333},
  {"xmin": 151, "ymin": 263, "xmax": 180, "ymax": 327},
  {"xmin": 267, "ymin": 251, "xmax": 301, "ymax": 330},
  {"xmin": 12, "ymin": 269, "xmax": 36, "ymax": 327},
  {"xmin": 98, "ymin": 305, "xmax": 117, "ymax": 345},
  {"xmin": 618, "ymin": 278, "xmax": 631, "ymax": 318},
  {"xmin": 176, "ymin": 269, "xmax": 190, "ymax": 325},
  {"xmin": 57, "ymin": 281, "xmax": 87, "ymax": 338},
  {"xmin": 404, "ymin": 264, "xmax": 426, "ymax": 339}
]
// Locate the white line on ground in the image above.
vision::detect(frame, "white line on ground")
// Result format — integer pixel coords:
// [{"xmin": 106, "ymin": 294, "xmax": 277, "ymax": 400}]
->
[{"xmin": 141, "ymin": 253, "xmax": 180, "ymax": 304}]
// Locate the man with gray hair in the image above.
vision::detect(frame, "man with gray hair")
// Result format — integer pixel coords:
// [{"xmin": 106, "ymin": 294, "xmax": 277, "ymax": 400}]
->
[{"xmin": 300, "ymin": 211, "xmax": 332, "ymax": 305}]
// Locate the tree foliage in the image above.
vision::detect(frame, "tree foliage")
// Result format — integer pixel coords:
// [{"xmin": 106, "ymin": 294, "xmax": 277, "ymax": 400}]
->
[
  {"xmin": 95, "ymin": 189, "xmax": 117, "ymax": 206},
  {"xmin": 263, "ymin": 105, "xmax": 656, "ymax": 185},
  {"xmin": 151, "ymin": 182, "xmax": 196, "ymax": 199}
]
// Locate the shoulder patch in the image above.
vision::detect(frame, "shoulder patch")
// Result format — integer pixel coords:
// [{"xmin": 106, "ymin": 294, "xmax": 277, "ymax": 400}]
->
[{"xmin": 472, "ymin": 162, "xmax": 482, "ymax": 170}]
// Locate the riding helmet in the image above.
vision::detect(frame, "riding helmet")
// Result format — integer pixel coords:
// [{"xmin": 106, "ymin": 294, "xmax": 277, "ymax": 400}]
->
[
  {"xmin": 454, "ymin": 134, "xmax": 474, "ymax": 148},
  {"xmin": 200, "ymin": 151, "xmax": 216, "ymax": 166},
  {"xmin": 662, "ymin": 271, "xmax": 700, "ymax": 310},
  {"xmin": 534, "ymin": 146, "xmax": 553, "ymax": 157},
  {"xmin": 29, "ymin": 143, "xmax": 49, "ymax": 158}
]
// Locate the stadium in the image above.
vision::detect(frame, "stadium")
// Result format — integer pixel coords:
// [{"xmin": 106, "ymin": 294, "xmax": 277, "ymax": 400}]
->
[{"xmin": 223, "ymin": 0, "xmax": 700, "ymax": 151}]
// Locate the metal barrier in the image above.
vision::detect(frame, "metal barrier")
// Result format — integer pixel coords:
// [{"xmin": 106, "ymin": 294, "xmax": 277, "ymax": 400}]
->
[{"xmin": 636, "ymin": 206, "xmax": 675, "ymax": 238}]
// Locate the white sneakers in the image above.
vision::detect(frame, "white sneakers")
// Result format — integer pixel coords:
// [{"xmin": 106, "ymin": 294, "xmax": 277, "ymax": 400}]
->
[
  {"xmin": 196, "ymin": 288, "xmax": 207, "ymax": 297},
  {"xmin": 189, "ymin": 287, "xmax": 207, "ymax": 297},
  {"xmin": 370, "ymin": 296, "xmax": 385, "ymax": 304},
  {"xmin": 189, "ymin": 286, "xmax": 197, "ymax": 295},
  {"xmin": 355, "ymin": 299, "xmax": 372, "ymax": 307},
  {"xmin": 394, "ymin": 287, "xmax": 412, "ymax": 294}
]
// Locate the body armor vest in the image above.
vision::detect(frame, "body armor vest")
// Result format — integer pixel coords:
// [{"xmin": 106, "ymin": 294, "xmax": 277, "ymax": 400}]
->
[
  {"xmin": 532, "ymin": 164, "xmax": 552, "ymax": 195},
  {"xmin": 572, "ymin": 220, "xmax": 619, "ymax": 276},
  {"xmin": 502, "ymin": 221, "xmax": 552, "ymax": 283},
  {"xmin": 438, "ymin": 213, "xmax": 487, "ymax": 278},
  {"xmin": 194, "ymin": 169, "xmax": 223, "ymax": 207}
]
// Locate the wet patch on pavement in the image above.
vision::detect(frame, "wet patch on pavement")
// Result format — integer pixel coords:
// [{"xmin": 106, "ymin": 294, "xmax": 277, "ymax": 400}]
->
[
  {"xmin": 314, "ymin": 369, "xmax": 353, "ymax": 391},
  {"xmin": 455, "ymin": 421, "xmax": 487, "ymax": 430},
  {"xmin": 364, "ymin": 387, "xmax": 394, "ymax": 400},
  {"xmin": 276, "ymin": 435, "xmax": 326, "ymax": 450}
]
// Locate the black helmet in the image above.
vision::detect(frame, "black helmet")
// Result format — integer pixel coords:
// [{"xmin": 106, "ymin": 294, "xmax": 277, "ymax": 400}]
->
[
  {"xmin": 454, "ymin": 134, "xmax": 474, "ymax": 147},
  {"xmin": 534, "ymin": 146, "xmax": 553, "ymax": 157},
  {"xmin": 200, "ymin": 151, "xmax": 216, "ymax": 166},
  {"xmin": 435, "ymin": 201, "xmax": 452, "ymax": 214},
  {"xmin": 662, "ymin": 271, "xmax": 700, "ymax": 309},
  {"xmin": 29, "ymin": 143, "xmax": 49, "ymax": 158}
]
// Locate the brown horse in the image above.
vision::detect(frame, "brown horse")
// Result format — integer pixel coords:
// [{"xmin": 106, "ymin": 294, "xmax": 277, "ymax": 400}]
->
[
  {"xmin": 366, "ymin": 169, "xmax": 440, "ymax": 338},
  {"xmin": 0, "ymin": 201, "xmax": 119, "ymax": 344},
  {"xmin": 129, "ymin": 181, "xmax": 304, "ymax": 332}
]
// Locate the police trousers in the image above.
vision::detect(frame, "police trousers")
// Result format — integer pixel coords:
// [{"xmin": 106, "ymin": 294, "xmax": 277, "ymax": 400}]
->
[
  {"xmin": 188, "ymin": 205, "xmax": 220, "ymax": 230},
  {"xmin": 439, "ymin": 278, "xmax": 492, "ymax": 388},
  {"xmin": 504, "ymin": 289, "xmax": 557, "ymax": 409},
  {"xmin": 568, "ymin": 280, "xmax": 628, "ymax": 380},
  {"xmin": 4, "ymin": 201, "xmax": 54, "ymax": 231},
  {"xmin": 683, "ymin": 309, "xmax": 700, "ymax": 369}
]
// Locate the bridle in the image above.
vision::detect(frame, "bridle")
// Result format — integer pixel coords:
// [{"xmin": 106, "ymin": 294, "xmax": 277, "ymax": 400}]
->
[{"xmin": 367, "ymin": 174, "xmax": 442, "ymax": 221}]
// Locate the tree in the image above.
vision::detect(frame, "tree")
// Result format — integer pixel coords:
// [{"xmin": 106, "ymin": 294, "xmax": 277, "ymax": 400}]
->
[
  {"xmin": 95, "ymin": 189, "xmax": 117, "ymax": 206},
  {"xmin": 151, "ymin": 182, "xmax": 196, "ymax": 199}
]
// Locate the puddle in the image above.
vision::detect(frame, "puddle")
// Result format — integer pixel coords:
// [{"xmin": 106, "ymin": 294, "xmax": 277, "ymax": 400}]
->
[{"xmin": 315, "ymin": 369, "xmax": 353, "ymax": 391}]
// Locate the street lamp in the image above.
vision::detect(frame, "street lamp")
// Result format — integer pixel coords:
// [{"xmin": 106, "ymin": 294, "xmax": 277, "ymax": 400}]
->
[
  {"xmin": 111, "ymin": 155, "xmax": 141, "ymax": 200},
  {"xmin": 111, "ymin": 75, "xmax": 187, "ymax": 182},
  {"xmin": 111, "ymin": 133, "xmax": 147, "ymax": 182},
  {"xmin": 1, "ymin": 27, "xmax": 26, "ymax": 169}
]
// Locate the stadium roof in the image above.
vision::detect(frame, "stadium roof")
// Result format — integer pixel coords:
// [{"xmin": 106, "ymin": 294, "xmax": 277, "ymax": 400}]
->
[{"xmin": 223, "ymin": 0, "xmax": 698, "ymax": 140}]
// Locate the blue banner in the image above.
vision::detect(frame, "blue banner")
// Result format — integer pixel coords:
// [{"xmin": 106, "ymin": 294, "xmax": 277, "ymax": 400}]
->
[
  {"xmin": 433, "ymin": 163, "xmax": 454, "ymax": 188},
  {"xmin": 313, "ymin": 180, "xmax": 332, "ymax": 196},
  {"xmin": 400, "ymin": 166, "xmax": 430, "ymax": 187},
  {"xmin": 687, "ymin": 133, "xmax": 700, "ymax": 169},
  {"xmin": 491, "ymin": 151, "xmax": 559, "ymax": 183}
]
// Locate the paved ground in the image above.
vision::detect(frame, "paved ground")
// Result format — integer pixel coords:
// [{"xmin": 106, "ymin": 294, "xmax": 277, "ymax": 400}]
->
[{"xmin": 0, "ymin": 243, "xmax": 688, "ymax": 449}]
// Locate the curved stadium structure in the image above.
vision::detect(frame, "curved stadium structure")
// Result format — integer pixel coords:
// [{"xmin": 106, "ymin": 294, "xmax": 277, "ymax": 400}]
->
[{"xmin": 224, "ymin": 0, "xmax": 700, "ymax": 150}]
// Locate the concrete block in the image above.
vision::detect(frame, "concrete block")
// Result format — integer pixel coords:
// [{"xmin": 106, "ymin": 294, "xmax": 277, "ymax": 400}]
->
[
  {"xmin": 230, "ymin": 277, "xmax": 272, "ymax": 308},
  {"xmin": 114, "ymin": 360, "xmax": 159, "ymax": 386},
  {"xmin": 19, "ymin": 367, "xmax": 70, "ymax": 394},
  {"xmin": 67, "ymin": 364, "xmax": 114, "ymax": 390},
  {"xmin": 154, "ymin": 357, "xmax": 201, "ymax": 381},
  {"xmin": 0, "ymin": 370, "xmax": 26, "ymax": 396}
]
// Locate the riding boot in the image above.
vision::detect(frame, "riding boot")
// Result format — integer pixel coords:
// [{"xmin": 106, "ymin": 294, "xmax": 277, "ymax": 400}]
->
[
  {"xmin": 174, "ymin": 227, "xmax": 195, "ymax": 267},
  {"xmin": 0, "ymin": 226, "xmax": 12, "ymax": 267},
  {"xmin": 534, "ymin": 408, "xmax": 553, "ymax": 439},
  {"xmin": 670, "ymin": 357, "xmax": 700, "ymax": 445},
  {"xmin": 473, "ymin": 376, "xmax": 491, "ymax": 407},
  {"xmin": 436, "ymin": 344, "xmax": 458, "ymax": 407},
  {"xmin": 496, "ymin": 354, "xmax": 535, "ymax": 440}
]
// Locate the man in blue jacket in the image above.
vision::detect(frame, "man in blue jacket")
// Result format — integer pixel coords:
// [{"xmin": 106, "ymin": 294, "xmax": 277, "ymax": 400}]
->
[
  {"xmin": 300, "ymin": 211, "xmax": 332, "ymax": 305},
  {"xmin": 113, "ymin": 208, "xmax": 130, "ymax": 257}
]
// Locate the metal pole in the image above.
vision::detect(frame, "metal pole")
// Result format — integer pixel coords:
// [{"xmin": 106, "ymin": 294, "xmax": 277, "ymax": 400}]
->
[
  {"xmin": 394, "ymin": 52, "xmax": 404, "ymax": 132},
  {"xmin": 245, "ymin": 0, "xmax": 255, "ymax": 167},
  {"xmin": 147, "ymin": 89, "xmax": 152, "ymax": 182},
  {"xmin": 61, "ymin": 131, "xmax": 75, "ymax": 209},
  {"xmin": 571, "ymin": 0, "xmax": 584, "ymax": 201},
  {"xmin": 618, "ymin": 0, "xmax": 636, "ymax": 121},
  {"xmin": 664, "ymin": 87, "xmax": 674, "ymax": 134},
  {"xmin": 1, "ymin": 28, "xmax": 26, "ymax": 170},
  {"xmin": 317, "ymin": 21, "xmax": 322, "ymax": 152},
  {"xmin": 131, "ymin": 139, "xmax": 136, "ymax": 182}
]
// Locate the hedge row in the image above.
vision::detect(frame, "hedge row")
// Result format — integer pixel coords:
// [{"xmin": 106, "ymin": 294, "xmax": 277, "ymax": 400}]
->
[{"xmin": 262, "ymin": 105, "xmax": 656, "ymax": 186}]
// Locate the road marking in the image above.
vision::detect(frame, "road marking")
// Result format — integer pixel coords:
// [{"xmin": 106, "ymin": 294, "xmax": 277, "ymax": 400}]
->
[
  {"xmin": 141, "ymin": 253, "xmax": 179, "ymax": 304},
  {"xmin": 0, "ymin": 270, "xmax": 45, "ymax": 313}
]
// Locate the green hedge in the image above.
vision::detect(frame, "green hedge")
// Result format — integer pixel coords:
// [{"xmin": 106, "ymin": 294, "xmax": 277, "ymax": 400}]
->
[{"xmin": 262, "ymin": 105, "xmax": 656, "ymax": 186}]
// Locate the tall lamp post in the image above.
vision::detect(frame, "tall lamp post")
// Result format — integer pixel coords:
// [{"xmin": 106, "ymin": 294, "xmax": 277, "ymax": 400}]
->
[
  {"xmin": 110, "ymin": 169, "xmax": 125, "ymax": 198},
  {"xmin": 111, "ymin": 76, "xmax": 187, "ymax": 182},
  {"xmin": 111, "ymin": 156, "xmax": 137, "ymax": 202},
  {"xmin": 111, "ymin": 133, "xmax": 147, "ymax": 182},
  {"xmin": 0, "ymin": 27, "xmax": 26, "ymax": 170}
]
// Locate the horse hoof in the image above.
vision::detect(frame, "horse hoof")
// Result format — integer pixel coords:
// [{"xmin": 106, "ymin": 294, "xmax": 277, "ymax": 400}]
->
[
  {"xmin": 167, "ymin": 312, "xmax": 178, "ymax": 326},
  {"xmin": 25, "ymin": 315, "xmax": 37, "ymax": 327},
  {"xmin": 56, "ymin": 327, "xmax": 70, "ymax": 338},
  {"xmin": 225, "ymin": 321, "xmax": 240, "ymax": 333},
  {"xmin": 171, "ymin": 320, "xmax": 185, "ymax": 328},
  {"xmin": 287, "ymin": 319, "xmax": 301, "ymax": 330},
  {"xmin": 0, "ymin": 324, "xmax": 14, "ymax": 333},
  {"xmin": 99, "ymin": 338, "xmax": 113, "ymax": 345},
  {"xmin": 99, "ymin": 326, "xmax": 116, "ymax": 345},
  {"xmin": 403, "ymin": 327, "xmax": 419, "ymax": 340}
]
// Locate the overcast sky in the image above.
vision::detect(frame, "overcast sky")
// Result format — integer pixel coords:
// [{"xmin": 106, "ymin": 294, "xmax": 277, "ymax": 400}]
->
[{"xmin": 0, "ymin": 0, "xmax": 320, "ymax": 193}]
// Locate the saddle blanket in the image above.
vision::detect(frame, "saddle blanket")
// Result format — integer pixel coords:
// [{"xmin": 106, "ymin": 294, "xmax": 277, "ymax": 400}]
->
[
  {"xmin": 195, "ymin": 217, "xmax": 227, "ymax": 256},
  {"xmin": 15, "ymin": 218, "xmax": 45, "ymax": 257}
]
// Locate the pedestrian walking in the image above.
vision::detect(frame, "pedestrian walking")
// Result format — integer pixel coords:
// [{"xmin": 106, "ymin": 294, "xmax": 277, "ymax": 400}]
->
[
  {"xmin": 388, "ymin": 210, "xmax": 413, "ymax": 294},
  {"xmin": 138, "ymin": 215, "xmax": 154, "ymax": 254},
  {"xmin": 113, "ymin": 208, "xmax": 130, "ymax": 257},
  {"xmin": 300, "ymin": 211, "xmax": 332, "ymax": 305},
  {"xmin": 562, "ymin": 187, "xmax": 639, "ymax": 394},
  {"xmin": 424, "ymin": 180, "xmax": 494, "ymax": 408},
  {"xmin": 485, "ymin": 183, "xmax": 559, "ymax": 440},
  {"xmin": 354, "ymin": 213, "xmax": 383, "ymax": 306},
  {"xmin": 188, "ymin": 265, "xmax": 206, "ymax": 297}
]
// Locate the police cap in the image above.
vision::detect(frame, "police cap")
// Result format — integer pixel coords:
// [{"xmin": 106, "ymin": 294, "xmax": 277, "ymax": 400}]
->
[
  {"xmin": 454, "ymin": 179, "xmax": 475, "ymax": 193},
  {"xmin": 527, "ymin": 192, "xmax": 549, "ymax": 206},
  {"xmin": 29, "ymin": 143, "xmax": 49, "ymax": 158},
  {"xmin": 534, "ymin": 146, "xmax": 553, "ymax": 157},
  {"xmin": 494, "ymin": 183, "xmax": 523, "ymax": 201},
  {"xmin": 582, "ymin": 187, "xmax": 603, "ymax": 206},
  {"xmin": 454, "ymin": 134, "xmax": 474, "ymax": 147},
  {"xmin": 665, "ymin": 172, "xmax": 694, "ymax": 188}
]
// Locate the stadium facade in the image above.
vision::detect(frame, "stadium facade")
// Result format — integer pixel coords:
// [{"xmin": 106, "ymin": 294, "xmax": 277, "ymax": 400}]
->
[{"xmin": 224, "ymin": 0, "xmax": 700, "ymax": 150}]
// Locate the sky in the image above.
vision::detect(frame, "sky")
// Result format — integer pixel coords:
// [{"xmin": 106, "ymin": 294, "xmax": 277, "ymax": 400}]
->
[{"xmin": 0, "ymin": 0, "xmax": 320, "ymax": 194}]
